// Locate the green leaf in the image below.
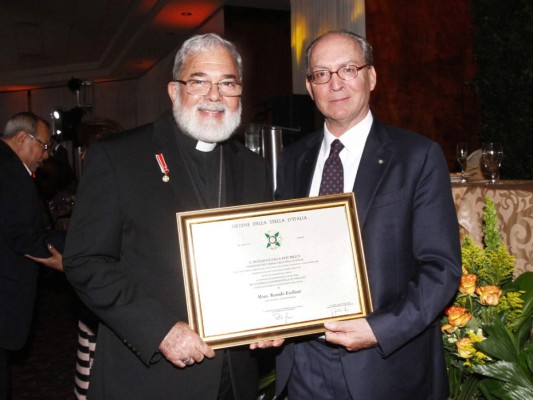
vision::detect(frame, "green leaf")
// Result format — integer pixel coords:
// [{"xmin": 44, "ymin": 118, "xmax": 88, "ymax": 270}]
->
[
  {"xmin": 513, "ymin": 279, "xmax": 533, "ymax": 333},
  {"xmin": 473, "ymin": 361, "xmax": 533, "ymax": 391},
  {"xmin": 459, "ymin": 375, "xmax": 481, "ymax": 400},
  {"xmin": 478, "ymin": 379, "xmax": 505, "ymax": 400},
  {"xmin": 498, "ymin": 384, "xmax": 533, "ymax": 400},
  {"xmin": 447, "ymin": 366, "xmax": 480, "ymax": 400},
  {"xmin": 525, "ymin": 344, "xmax": 533, "ymax": 379},
  {"xmin": 257, "ymin": 369, "xmax": 276, "ymax": 391},
  {"xmin": 257, "ymin": 368, "xmax": 285, "ymax": 400},
  {"xmin": 516, "ymin": 318, "xmax": 533, "ymax": 349},
  {"xmin": 478, "ymin": 379, "xmax": 503, "ymax": 400},
  {"xmin": 514, "ymin": 272, "xmax": 533, "ymax": 292},
  {"xmin": 477, "ymin": 319, "xmax": 519, "ymax": 362},
  {"xmin": 479, "ymin": 379, "xmax": 533, "ymax": 400}
]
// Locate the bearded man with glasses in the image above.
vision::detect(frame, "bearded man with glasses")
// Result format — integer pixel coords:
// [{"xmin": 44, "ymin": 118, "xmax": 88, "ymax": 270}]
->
[{"xmin": 63, "ymin": 33, "xmax": 278, "ymax": 400}]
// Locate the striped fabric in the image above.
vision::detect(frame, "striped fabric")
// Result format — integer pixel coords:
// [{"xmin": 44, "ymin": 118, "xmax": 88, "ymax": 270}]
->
[{"xmin": 74, "ymin": 320, "xmax": 97, "ymax": 399}]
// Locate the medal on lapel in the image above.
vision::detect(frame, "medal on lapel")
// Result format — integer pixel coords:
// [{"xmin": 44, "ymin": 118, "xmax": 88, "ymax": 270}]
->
[{"xmin": 155, "ymin": 153, "xmax": 170, "ymax": 182}]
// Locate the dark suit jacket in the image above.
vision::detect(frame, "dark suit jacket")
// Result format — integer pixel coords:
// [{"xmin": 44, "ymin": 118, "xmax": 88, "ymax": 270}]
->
[
  {"xmin": 275, "ymin": 119, "xmax": 462, "ymax": 400},
  {"xmin": 63, "ymin": 113, "xmax": 272, "ymax": 400},
  {"xmin": 0, "ymin": 140, "xmax": 63, "ymax": 350}
]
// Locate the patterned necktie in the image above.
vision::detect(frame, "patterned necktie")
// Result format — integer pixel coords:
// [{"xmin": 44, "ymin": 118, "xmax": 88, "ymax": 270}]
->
[{"xmin": 319, "ymin": 139, "xmax": 344, "ymax": 195}]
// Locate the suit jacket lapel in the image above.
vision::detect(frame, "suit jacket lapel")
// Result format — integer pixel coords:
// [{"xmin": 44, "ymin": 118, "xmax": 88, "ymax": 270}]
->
[
  {"xmin": 354, "ymin": 120, "xmax": 392, "ymax": 227},
  {"xmin": 295, "ymin": 133, "xmax": 322, "ymax": 198}
]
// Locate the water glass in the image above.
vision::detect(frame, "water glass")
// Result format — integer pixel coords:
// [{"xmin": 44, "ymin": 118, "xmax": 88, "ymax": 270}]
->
[
  {"xmin": 456, "ymin": 143, "xmax": 468, "ymax": 182},
  {"xmin": 245, "ymin": 124, "xmax": 262, "ymax": 154},
  {"xmin": 481, "ymin": 142, "xmax": 503, "ymax": 184}
]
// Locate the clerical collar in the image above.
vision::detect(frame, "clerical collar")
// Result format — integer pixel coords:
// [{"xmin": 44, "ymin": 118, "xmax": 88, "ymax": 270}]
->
[{"xmin": 195, "ymin": 140, "xmax": 217, "ymax": 152}]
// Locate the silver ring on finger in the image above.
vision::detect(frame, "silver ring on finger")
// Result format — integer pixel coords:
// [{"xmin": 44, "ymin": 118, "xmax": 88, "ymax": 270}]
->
[{"xmin": 182, "ymin": 357, "xmax": 192, "ymax": 366}]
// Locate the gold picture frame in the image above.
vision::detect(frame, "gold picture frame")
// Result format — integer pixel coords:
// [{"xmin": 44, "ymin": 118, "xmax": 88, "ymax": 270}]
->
[{"xmin": 176, "ymin": 193, "xmax": 372, "ymax": 349}]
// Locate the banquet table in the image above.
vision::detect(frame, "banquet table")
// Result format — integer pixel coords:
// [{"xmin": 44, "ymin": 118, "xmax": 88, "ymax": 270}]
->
[{"xmin": 451, "ymin": 179, "xmax": 533, "ymax": 277}]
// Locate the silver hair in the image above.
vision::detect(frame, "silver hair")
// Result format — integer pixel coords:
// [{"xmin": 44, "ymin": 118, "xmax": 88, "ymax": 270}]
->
[
  {"xmin": 2, "ymin": 112, "xmax": 48, "ymax": 138},
  {"xmin": 305, "ymin": 30, "xmax": 373, "ymax": 75},
  {"xmin": 172, "ymin": 33, "xmax": 243, "ymax": 81}
]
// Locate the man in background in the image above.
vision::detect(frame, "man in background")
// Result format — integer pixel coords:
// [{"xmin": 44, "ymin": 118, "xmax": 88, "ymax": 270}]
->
[
  {"xmin": 63, "ymin": 33, "xmax": 273, "ymax": 399},
  {"xmin": 274, "ymin": 30, "xmax": 462, "ymax": 400},
  {"xmin": 0, "ymin": 112, "xmax": 63, "ymax": 399}
]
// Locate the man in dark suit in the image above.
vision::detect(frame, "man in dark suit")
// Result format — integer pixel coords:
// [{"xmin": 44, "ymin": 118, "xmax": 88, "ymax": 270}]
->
[
  {"xmin": 63, "ymin": 33, "xmax": 273, "ymax": 399},
  {"xmin": 0, "ymin": 112, "xmax": 63, "ymax": 399},
  {"xmin": 274, "ymin": 30, "xmax": 462, "ymax": 399}
]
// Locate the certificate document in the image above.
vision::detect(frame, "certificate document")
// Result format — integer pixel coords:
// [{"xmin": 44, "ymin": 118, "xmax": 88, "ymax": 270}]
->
[{"xmin": 177, "ymin": 193, "xmax": 372, "ymax": 349}]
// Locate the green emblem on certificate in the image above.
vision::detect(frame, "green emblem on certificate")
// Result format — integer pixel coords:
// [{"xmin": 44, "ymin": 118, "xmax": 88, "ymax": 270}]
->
[{"xmin": 265, "ymin": 231, "xmax": 282, "ymax": 250}]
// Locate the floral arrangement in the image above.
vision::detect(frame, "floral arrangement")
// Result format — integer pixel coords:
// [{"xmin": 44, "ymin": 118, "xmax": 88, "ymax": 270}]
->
[{"xmin": 441, "ymin": 197, "xmax": 533, "ymax": 399}]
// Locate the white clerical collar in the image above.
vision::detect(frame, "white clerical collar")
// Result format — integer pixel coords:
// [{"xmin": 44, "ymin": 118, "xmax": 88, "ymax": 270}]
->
[{"xmin": 195, "ymin": 140, "xmax": 217, "ymax": 152}]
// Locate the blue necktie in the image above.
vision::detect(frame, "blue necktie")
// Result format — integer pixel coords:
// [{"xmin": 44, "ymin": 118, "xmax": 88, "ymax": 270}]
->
[{"xmin": 319, "ymin": 139, "xmax": 344, "ymax": 195}]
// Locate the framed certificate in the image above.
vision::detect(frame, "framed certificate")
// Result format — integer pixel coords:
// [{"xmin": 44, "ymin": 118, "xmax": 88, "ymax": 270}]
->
[{"xmin": 176, "ymin": 193, "xmax": 372, "ymax": 349}]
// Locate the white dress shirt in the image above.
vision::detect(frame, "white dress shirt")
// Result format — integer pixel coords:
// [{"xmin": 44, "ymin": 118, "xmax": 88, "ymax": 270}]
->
[{"xmin": 23, "ymin": 163, "xmax": 32, "ymax": 176}]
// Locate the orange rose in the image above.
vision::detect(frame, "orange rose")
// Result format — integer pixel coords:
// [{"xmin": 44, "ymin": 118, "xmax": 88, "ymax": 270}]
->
[
  {"xmin": 459, "ymin": 274, "xmax": 477, "ymax": 295},
  {"xmin": 445, "ymin": 306, "xmax": 472, "ymax": 328},
  {"xmin": 476, "ymin": 285, "xmax": 502, "ymax": 306},
  {"xmin": 456, "ymin": 337, "xmax": 475, "ymax": 359},
  {"xmin": 441, "ymin": 323, "xmax": 457, "ymax": 334}
]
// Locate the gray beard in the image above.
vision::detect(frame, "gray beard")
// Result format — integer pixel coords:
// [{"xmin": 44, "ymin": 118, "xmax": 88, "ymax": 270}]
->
[{"xmin": 173, "ymin": 98, "xmax": 242, "ymax": 143}]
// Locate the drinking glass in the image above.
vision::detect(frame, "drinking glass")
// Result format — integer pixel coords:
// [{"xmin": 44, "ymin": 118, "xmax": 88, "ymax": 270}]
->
[
  {"xmin": 481, "ymin": 142, "xmax": 503, "ymax": 184},
  {"xmin": 245, "ymin": 124, "xmax": 262, "ymax": 154},
  {"xmin": 456, "ymin": 142, "xmax": 468, "ymax": 183}
]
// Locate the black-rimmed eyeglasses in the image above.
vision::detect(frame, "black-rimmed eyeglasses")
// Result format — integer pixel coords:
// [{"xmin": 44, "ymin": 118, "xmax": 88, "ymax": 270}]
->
[
  {"xmin": 25, "ymin": 132, "xmax": 50, "ymax": 152},
  {"xmin": 174, "ymin": 79, "xmax": 243, "ymax": 97},
  {"xmin": 308, "ymin": 64, "xmax": 371, "ymax": 84}
]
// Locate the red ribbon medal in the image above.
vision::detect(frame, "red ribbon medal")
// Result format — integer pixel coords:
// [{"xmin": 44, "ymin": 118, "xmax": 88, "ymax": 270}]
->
[{"xmin": 155, "ymin": 153, "xmax": 170, "ymax": 182}]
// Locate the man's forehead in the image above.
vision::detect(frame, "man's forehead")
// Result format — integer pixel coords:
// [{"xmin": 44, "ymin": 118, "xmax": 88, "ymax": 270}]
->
[
  {"xmin": 311, "ymin": 35, "xmax": 362, "ymax": 62},
  {"xmin": 311, "ymin": 35, "xmax": 362, "ymax": 56},
  {"xmin": 189, "ymin": 61, "xmax": 236, "ymax": 70},
  {"xmin": 36, "ymin": 121, "xmax": 52, "ymax": 141},
  {"xmin": 182, "ymin": 49, "xmax": 238, "ymax": 75}
]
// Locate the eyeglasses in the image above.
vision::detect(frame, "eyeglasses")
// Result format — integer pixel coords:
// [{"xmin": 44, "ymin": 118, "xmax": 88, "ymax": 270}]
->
[
  {"xmin": 174, "ymin": 79, "xmax": 243, "ymax": 97},
  {"xmin": 25, "ymin": 132, "xmax": 50, "ymax": 152},
  {"xmin": 308, "ymin": 64, "xmax": 371, "ymax": 84}
]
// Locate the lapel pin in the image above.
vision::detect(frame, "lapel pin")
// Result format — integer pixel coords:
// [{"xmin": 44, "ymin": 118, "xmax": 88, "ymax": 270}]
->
[
  {"xmin": 378, "ymin": 159, "xmax": 384, "ymax": 164},
  {"xmin": 155, "ymin": 153, "xmax": 170, "ymax": 182}
]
